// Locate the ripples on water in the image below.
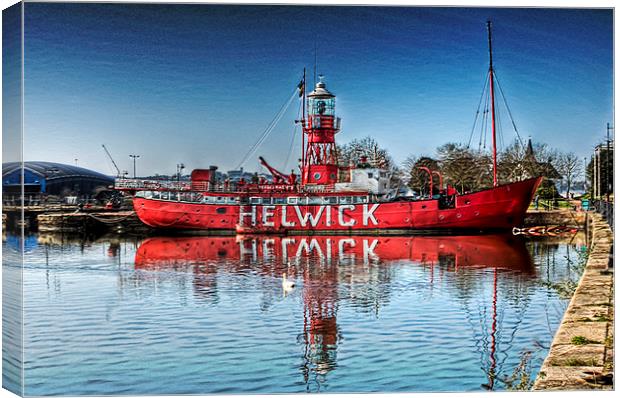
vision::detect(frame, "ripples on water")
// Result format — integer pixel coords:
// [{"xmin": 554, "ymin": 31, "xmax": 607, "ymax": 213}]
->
[{"xmin": 2, "ymin": 232, "xmax": 586, "ymax": 395}]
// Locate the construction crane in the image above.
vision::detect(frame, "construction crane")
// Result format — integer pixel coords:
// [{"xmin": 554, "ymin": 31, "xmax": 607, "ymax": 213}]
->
[{"xmin": 102, "ymin": 144, "xmax": 121, "ymax": 178}]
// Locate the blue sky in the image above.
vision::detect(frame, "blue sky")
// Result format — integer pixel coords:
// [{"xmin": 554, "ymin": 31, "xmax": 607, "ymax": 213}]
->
[{"xmin": 17, "ymin": 3, "xmax": 613, "ymax": 176}]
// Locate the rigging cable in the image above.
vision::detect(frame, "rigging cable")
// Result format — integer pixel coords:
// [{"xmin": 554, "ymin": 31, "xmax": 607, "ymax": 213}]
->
[
  {"xmin": 481, "ymin": 77, "xmax": 491, "ymax": 151},
  {"xmin": 282, "ymin": 100, "xmax": 302, "ymax": 172},
  {"xmin": 467, "ymin": 74, "xmax": 490, "ymax": 149},
  {"xmin": 235, "ymin": 87, "xmax": 298, "ymax": 169},
  {"xmin": 493, "ymin": 71, "xmax": 525, "ymax": 150},
  {"xmin": 496, "ymin": 100, "xmax": 504, "ymax": 152}
]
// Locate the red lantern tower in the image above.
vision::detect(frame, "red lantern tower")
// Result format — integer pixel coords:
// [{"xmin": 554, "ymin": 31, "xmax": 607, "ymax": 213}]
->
[{"xmin": 302, "ymin": 77, "xmax": 341, "ymax": 185}]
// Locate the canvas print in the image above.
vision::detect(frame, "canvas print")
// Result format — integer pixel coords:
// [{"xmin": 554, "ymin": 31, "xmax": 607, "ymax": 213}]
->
[{"xmin": 1, "ymin": 1, "xmax": 614, "ymax": 395}]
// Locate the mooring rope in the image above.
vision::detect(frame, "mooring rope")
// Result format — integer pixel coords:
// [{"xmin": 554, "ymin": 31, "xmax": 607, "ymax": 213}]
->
[{"xmin": 85, "ymin": 212, "xmax": 134, "ymax": 224}]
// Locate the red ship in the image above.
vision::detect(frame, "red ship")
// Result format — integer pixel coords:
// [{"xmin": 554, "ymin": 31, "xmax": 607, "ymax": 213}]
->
[{"xmin": 120, "ymin": 22, "xmax": 541, "ymax": 234}]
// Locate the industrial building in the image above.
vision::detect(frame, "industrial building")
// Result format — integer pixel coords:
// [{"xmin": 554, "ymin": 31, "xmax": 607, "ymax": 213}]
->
[{"xmin": 2, "ymin": 161, "xmax": 114, "ymax": 198}]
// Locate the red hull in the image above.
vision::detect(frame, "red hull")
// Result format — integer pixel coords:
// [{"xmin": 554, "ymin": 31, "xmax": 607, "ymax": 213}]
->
[{"xmin": 133, "ymin": 177, "xmax": 541, "ymax": 233}]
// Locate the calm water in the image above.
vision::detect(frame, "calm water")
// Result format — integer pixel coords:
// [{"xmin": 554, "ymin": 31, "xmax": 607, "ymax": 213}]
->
[{"xmin": 3, "ymin": 232, "xmax": 587, "ymax": 395}]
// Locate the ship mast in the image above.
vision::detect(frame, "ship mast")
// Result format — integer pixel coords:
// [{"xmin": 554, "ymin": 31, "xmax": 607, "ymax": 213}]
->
[
  {"xmin": 302, "ymin": 68, "xmax": 306, "ymax": 174},
  {"xmin": 487, "ymin": 20, "xmax": 498, "ymax": 187}
]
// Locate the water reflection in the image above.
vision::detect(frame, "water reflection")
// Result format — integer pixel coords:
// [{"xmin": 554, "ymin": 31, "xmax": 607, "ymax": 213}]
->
[
  {"xmin": 134, "ymin": 234, "xmax": 535, "ymax": 390},
  {"xmin": 134, "ymin": 234, "xmax": 534, "ymax": 271},
  {"xmin": 10, "ymin": 230, "xmax": 585, "ymax": 393}
]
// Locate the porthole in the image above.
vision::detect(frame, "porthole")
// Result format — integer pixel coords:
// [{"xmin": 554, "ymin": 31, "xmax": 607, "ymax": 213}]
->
[
  {"xmin": 314, "ymin": 172, "xmax": 321, "ymax": 181},
  {"xmin": 216, "ymin": 207, "xmax": 227, "ymax": 214},
  {"xmin": 329, "ymin": 173, "xmax": 336, "ymax": 180}
]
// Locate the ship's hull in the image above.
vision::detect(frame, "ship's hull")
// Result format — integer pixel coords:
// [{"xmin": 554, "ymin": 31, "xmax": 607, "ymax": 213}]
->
[{"xmin": 133, "ymin": 177, "xmax": 541, "ymax": 233}]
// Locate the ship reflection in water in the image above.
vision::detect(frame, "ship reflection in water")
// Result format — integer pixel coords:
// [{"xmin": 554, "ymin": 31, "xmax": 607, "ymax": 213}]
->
[
  {"xmin": 12, "ymin": 230, "xmax": 583, "ymax": 394},
  {"xmin": 135, "ymin": 234, "xmax": 535, "ymax": 390}
]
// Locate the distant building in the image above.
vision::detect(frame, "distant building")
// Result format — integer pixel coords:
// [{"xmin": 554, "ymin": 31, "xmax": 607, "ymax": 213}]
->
[
  {"xmin": 2, "ymin": 161, "xmax": 114, "ymax": 198},
  {"xmin": 226, "ymin": 167, "xmax": 255, "ymax": 182}
]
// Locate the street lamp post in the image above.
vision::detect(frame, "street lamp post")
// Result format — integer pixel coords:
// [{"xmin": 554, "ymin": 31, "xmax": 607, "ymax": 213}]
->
[
  {"xmin": 129, "ymin": 155, "xmax": 140, "ymax": 179},
  {"xmin": 584, "ymin": 157, "xmax": 587, "ymax": 193},
  {"xmin": 176, "ymin": 163, "xmax": 185, "ymax": 184}
]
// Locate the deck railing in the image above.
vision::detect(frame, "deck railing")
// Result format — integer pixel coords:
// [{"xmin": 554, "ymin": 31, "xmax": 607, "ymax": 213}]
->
[
  {"xmin": 115, "ymin": 177, "xmax": 377, "ymax": 196},
  {"xmin": 114, "ymin": 179, "xmax": 194, "ymax": 191}
]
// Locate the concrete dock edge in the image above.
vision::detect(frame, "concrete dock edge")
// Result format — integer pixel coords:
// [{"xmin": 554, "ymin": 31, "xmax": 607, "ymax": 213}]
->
[{"xmin": 533, "ymin": 212, "xmax": 614, "ymax": 390}]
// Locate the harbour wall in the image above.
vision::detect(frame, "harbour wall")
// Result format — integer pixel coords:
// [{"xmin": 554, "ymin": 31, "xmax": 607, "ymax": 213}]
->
[
  {"xmin": 533, "ymin": 212, "xmax": 614, "ymax": 390},
  {"xmin": 36, "ymin": 211, "xmax": 148, "ymax": 234},
  {"xmin": 524, "ymin": 210, "xmax": 586, "ymax": 228}
]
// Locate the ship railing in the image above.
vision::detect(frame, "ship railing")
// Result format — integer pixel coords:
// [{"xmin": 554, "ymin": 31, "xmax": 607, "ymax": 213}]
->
[
  {"xmin": 300, "ymin": 184, "xmax": 337, "ymax": 193},
  {"xmin": 304, "ymin": 116, "xmax": 341, "ymax": 131},
  {"xmin": 115, "ymin": 178, "xmax": 303, "ymax": 194},
  {"xmin": 114, "ymin": 179, "xmax": 193, "ymax": 191},
  {"xmin": 115, "ymin": 179, "xmax": 232, "ymax": 192},
  {"xmin": 236, "ymin": 183, "xmax": 299, "ymax": 193}
]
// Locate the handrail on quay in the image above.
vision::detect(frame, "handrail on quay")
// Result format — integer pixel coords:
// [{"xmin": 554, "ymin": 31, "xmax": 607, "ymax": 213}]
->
[{"xmin": 592, "ymin": 199, "xmax": 614, "ymax": 231}]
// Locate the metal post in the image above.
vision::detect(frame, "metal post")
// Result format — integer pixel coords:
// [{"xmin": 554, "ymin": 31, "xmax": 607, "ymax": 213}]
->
[
  {"xmin": 584, "ymin": 157, "xmax": 587, "ymax": 193},
  {"xmin": 594, "ymin": 148, "xmax": 599, "ymax": 199},
  {"xmin": 176, "ymin": 163, "xmax": 185, "ymax": 184},
  {"xmin": 302, "ymin": 68, "xmax": 306, "ymax": 178},
  {"xmin": 606, "ymin": 123, "xmax": 613, "ymax": 203},
  {"xmin": 129, "ymin": 154, "xmax": 140, "ymax": 178}
]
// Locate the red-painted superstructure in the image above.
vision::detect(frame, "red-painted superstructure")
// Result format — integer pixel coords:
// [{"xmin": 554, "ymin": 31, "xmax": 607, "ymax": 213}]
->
[
  {"xmin": 301, "ymin": 76, "xmax": 340, "ymax": 185},
  {"xmin": 121, "ymin": 23, "xmax": 542, "ymax": 234}
]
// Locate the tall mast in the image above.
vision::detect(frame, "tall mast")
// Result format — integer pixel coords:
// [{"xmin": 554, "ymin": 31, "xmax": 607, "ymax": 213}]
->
[
  {"xmin": 487, "ymin": 20, "xmax": 498, "ymax": 187},
  {"xmin": 302, "ymin": 68, "xmax": 306, "ymax": 174}
]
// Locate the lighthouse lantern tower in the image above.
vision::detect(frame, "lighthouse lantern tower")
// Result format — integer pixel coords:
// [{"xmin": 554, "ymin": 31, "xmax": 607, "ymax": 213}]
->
[{"xmin": 302, "ymin": 77, "xmax": 341, "ymax": 185}]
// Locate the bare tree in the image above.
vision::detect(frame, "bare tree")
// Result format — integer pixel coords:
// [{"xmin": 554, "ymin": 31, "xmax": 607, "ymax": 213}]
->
[
  {"xmin": 498, "ymin": 140, "xmax": 528, "ymax": 181},
  {"xmin": 557, "ymin": 151, "xmax": 583, "ymax": 198},
  {"xmin": 338, "ymin": 136, "xmax": 394, "ymax": 170},
  {"xmin": 436, "ymin": 143, "xmax": 492, "ymax": 192}
]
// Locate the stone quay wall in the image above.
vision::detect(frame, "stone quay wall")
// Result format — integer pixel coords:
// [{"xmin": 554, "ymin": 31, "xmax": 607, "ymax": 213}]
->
[{"xmin": 533, "ymin": 212, "xmax": 614, "ymax": 390}]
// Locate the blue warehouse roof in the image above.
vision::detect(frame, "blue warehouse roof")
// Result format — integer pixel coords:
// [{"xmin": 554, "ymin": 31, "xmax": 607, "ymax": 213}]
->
[{"xmin": 2, "ymin": 161, "xmax": 114, "ymax": 183}]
